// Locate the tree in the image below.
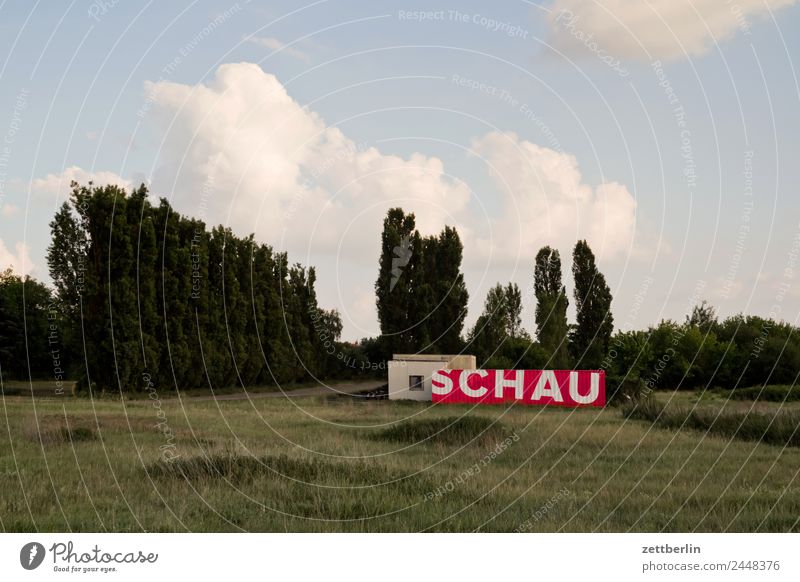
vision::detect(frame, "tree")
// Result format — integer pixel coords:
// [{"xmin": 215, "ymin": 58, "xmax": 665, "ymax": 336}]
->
[
  {"xmin": 0, "ymin": 269, "xmax": 55, "ymax": 380},
  {"xmin": 46, "ymin": 181, "xmax": 337, "ymax": 392},
  {"xmin": 375, "ymin": 209, "xmax": 468, "ymax": 356},
  {"xmin": 423, "ymin": 226, "xmax": 468, "ymax": 354},
  {"xmin": 503, "ymin": 282, "xmax": 525, "ymax": 339},
  {"xmin": 47, "ymin": 201, "xmax": 86, "ymax": 321},
  {"xmin": 317, "ymin": 308, "xmax": 343, "ymax": 342},
  {"xmin": 469, "ymin": 282, "xmax": 542, "ymax": 367},
  {"xmin": 686, "ymin": 300, "xmax": 717, "ymax": 331},
  {"xmin": 0, "ymin": 296, "xmax": 13, "ymax": 360},
  {"xmin": 375, "ymin": 208, "xmax": 417, "ymax": 356},
  {"xmin": 570, "ymin": 240, "xmax": 614, "ymax": 368},
  {"xmin": 534, "ymin": 246, "xmax": 570, "ymax": 368},
  {"xmin": 469, "ymin": 284, "xmax": 509, "ymax": 364}
]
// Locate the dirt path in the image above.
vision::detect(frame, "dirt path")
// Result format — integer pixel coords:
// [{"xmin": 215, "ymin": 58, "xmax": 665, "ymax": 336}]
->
[{"xmin": 178, "ymin": 380, "xmax": 386, "ymax": 402}]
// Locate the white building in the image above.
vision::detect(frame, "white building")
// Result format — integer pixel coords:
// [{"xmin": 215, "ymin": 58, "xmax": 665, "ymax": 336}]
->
[{"xmin": 388, "ymin": 354, "xmax": 477, "ymax": 401}]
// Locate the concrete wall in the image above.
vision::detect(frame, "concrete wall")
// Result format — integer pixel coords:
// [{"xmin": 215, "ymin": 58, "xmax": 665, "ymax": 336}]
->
[{"xmin": 388, "ymin": 355, "xmax": 476, "ymax": 401}]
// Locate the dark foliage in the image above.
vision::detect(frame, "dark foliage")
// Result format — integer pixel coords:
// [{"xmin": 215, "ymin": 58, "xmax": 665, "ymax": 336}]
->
[{"xmin": 43, "ymin": 182, "xmax": 342, "ymax": 393}]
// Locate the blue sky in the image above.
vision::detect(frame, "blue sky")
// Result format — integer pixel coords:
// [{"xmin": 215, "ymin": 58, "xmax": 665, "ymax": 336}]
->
[{"xmin": 1, "ymin": 0, "xmax": 798, "ymax": 341}]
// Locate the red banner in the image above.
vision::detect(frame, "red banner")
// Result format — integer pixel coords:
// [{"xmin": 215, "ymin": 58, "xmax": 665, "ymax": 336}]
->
[{"xmin": 431, "ymin": 369, "xmax": 605, "ymax": 407}]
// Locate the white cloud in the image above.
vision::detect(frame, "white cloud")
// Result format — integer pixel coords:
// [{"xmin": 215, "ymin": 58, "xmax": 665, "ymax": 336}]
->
[
  {"xmin": 1, "ymin": 203, "xmax": 19, "ymax": 217},
  {"xmin": 145, "ymin": 62, "xmax": 472, "ymax": 257},
  {"xmin": 0, "ymin": 239, "xmax": 34, "ymax": 275},
  {"xmin": 471, "ymin": 131, "xmax": 637, "ymax": 260},
  {"xmin": 30, "ymin": 166, "xmax": 131, "ymax": 200},
  {"xmin": 246, "ymin": 36, "xmax": 311, "ymax": 62},
  {"xmin": 547, "ymin": 0, "xmax": 796, "ymax": 62},
  {"xmin": 145, "ymin": 63, "xmax": 477, "ymax": 335},
  {"xmin": 143, "ymin": 62, "xmax": 642, "ymax": 337}
]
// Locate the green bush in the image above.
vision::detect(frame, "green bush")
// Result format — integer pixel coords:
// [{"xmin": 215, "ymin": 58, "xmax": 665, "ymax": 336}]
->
[
  {"xmin": 726, "ymin": 385, "xmax": 800, "ymax": 402},
  {"xmin": 623, "ymin": 398, "xmax": 800, "ymax": 447},
  {"xmin": 606, "ymin": 375, "xmax": 646, "ymax": 406}
]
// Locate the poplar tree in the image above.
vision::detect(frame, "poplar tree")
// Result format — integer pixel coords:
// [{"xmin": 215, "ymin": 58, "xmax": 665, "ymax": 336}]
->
[
  {"xmin": 468, "ymin": 284, "xmax": 510, "ymax": 364},
  {"xmin": 376, "ymin": 209, "xmax": 468, "ymax": 356},
  {"xmin": 46, "ymin": 181, "xmax": 332, "ymax": 392},
  {"xmin": 570, "ymin": 240, "xmax": 614, "ymax": 368},
  {"xmin": 534, "ymin": 246, "xmax": 570, "ymax": 368},
  {"xmin": 425, "ymin": 226, "xmax": 468, "ymax": 354},
  {"xmin": 375, "ymin": 208, "xmax": 417, "ymax": 356}
]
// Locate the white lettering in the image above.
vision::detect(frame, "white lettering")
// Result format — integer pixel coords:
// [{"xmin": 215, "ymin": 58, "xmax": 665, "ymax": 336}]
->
[
  {"xmin": 494, "ymin": 369, "xmax": 524, "ymax": 399},
  {"xmin": 568, "ymin": 371, "xmax": 600, "ymax": 404},
  {"xmin": 432, "ymin": 370, "xmax": 454, "ymax": 395},
  {"xmin": 460, "ymin": 370, "xmax": 489, "ymax": 398},
  {"xmin": 532, "ymin": 370, "xmax": 563, "ymax": 402}
]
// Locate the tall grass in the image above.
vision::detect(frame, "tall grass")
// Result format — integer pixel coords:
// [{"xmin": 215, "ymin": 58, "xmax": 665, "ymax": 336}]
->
[
  {"xmin": 723, "ymin": 385, "xmax": 800, "ymax": 403},
  {"xmin": 149, "ymin": 453, "xmax": 420, "ymax": 488},
  {"xmin": 3, "ymin": 396, "xmax": 800, "ymax": 531},
  {"xmin": 22, "ymin": 414, "xmax": 97, "ymax": 445},
  {"xmin": 371, "ymin": 416, "xmax": 509, "ymax": 446},
  {"xmin": 623, "ymin": 398, "xmax": 800, "ymax": 447}
]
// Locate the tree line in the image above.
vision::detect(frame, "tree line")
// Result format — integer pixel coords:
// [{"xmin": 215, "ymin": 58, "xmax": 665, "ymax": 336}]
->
[
  {"xmin": 0, "ymin": 195, "xmax": 798, "ymax": 396},
  {"xmin": 8, "ymin": 181, "xmax": 344, "ymax": 393},
  {"xmin": 373, "ymin": 208, "xmax": 799, "ymax": 394},
  {"xmin": 373, "ymin": 210, "xmax": 614, "ymax": 369}
]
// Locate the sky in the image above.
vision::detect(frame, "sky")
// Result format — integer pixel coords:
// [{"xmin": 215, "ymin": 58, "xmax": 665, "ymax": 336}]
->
[{"xmin": 0, "ymin": 0, "xmax": 798, "ymax": 342}]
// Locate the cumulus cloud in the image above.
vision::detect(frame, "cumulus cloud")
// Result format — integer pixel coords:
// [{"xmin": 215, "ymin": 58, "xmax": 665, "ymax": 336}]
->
[
  {"xmin": 30, "ymin": 166, "xmax": 131, "ymax": 200},
  {"xmin": 547, "ymin": 0, "xmax": 795, "ymax": 62},
  {"xmin": 0, "ymin": 239, "xmax": 34, "ymax": 275},
  {"xmin": 471, "ymin": 131, "xmax": 637, "ymax": 260},
  {"xmin": 145, "ymin": 62, "xmax": 472, "ymax": 258},
  {"xmin": 246, "ymin": 36, "xmax": 311, "ymax": 62},
  {"xmin": 143, "ymin": 62, "xmax": 641, "ymax": 336}
]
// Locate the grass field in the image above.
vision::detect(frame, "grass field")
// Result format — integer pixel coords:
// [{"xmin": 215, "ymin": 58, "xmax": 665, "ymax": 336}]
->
[{"xmin": 1, "ymin": 387, "xmax": 799, "ymax": 532}]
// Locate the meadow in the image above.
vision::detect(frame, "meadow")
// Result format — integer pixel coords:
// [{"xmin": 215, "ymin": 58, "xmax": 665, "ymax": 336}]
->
[{"xmin": 1, "ymin": 385, "xmax": 799, "ymax": 532}]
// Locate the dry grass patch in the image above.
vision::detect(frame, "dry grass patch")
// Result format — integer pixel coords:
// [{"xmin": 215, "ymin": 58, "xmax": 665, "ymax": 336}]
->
[
  {"xmin": 371, "ymin": 416, "xmax": 510, "ymax": 447},
  {"xmin": 22, "ymin": 414, "xmax": 97, "ymax": 445}
]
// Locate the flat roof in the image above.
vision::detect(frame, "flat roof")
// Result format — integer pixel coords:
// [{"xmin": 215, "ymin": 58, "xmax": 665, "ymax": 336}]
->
[{"xmin": 392, "ymin": 354, "xmax": 468, "ymax": 362}]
